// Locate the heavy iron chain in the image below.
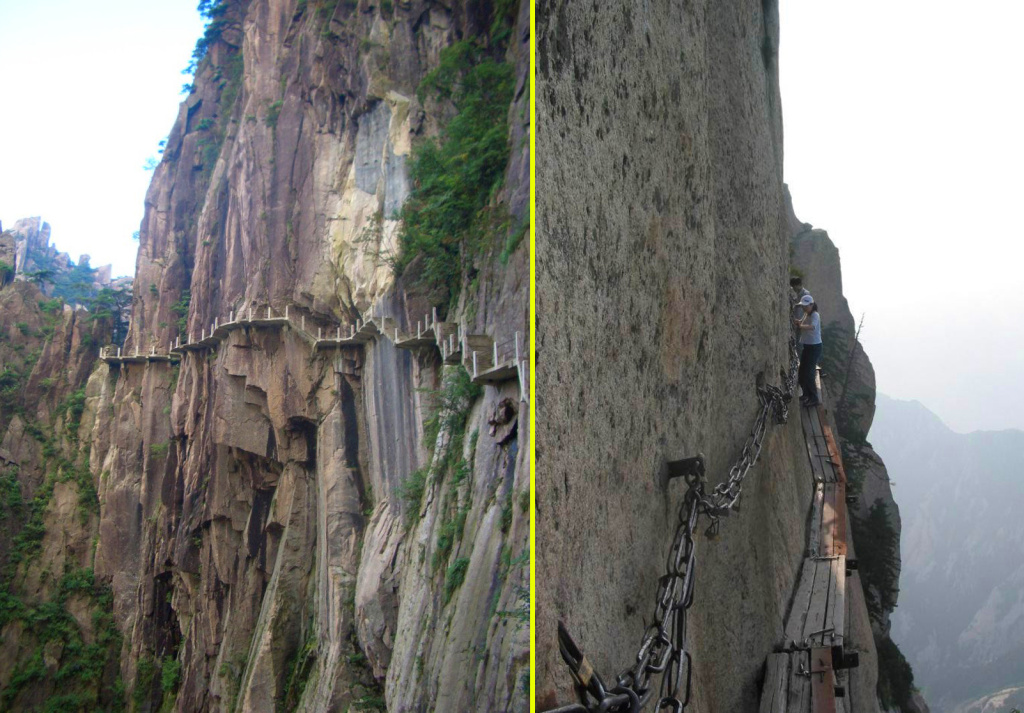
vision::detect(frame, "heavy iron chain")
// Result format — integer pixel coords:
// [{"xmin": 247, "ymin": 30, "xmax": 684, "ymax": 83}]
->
[{"xmin": 546, "ymin": 340, "xmax": 802, "ymax": 713}]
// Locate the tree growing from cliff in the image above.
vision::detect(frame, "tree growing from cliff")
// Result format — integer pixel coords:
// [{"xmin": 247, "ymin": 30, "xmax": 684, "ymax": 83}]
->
[
  {"xmin": 185, "ymin": 0, "xmax": 230, "ymax": 76},
  {"xmin": 397, "ymin": 41, "xmax": 515, "ymax": 308},
  {"xmin": 89, "ymin": 286, "xmax": 132, "ymax": 346}
]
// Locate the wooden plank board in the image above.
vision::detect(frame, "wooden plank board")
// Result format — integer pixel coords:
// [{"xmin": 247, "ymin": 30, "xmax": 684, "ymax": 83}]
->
[
  {"xmin": 808, "ymin": 484, "xmax": 824, "ymax": 557},
  {"xmin": 787, "ymin": 650, "xmax": 812, "ymax": 711},
  {"xmin": 801, "ymin": 408, "xmax": 827, "ymax": 483},
  {"xmin": 807, "ymin": 394, "xmax": 825, "ymax": 437},
  {"xmin": 827, "ymin": 556, "xmax": 846, "ymax": 650},
  {"xmin": 785, "ymin": 559, "xmax": 818, "ymax": 646},
  {"xmin": 820, "ymin": 419, "xmax": 848, "ymax": 484},
  {"xmin": 821, "ymin": 484, "xmax": 838, "ymax": 556},
  {"xmin": 801, "ymin": 403, "xmax": 820, "ymax": 445},
  {"xmin": 821, "ymin": 484, "xmax": 848, "ymax": 557},
  {"xmin": 808, "ymin": 454, "xmax": 828, "ymax": 484},
  {"xmin": 815, "ymin": 452, "xmax": 836, "ymax": 483},
  {"xmin": 805, "ymin": 407, "xmax": 837, "ymax": 485},
  {"xmin": 804, "ymin": 558, "xmax": 833, "ymax": 646},
  {"xmin": 812, "ymin": 431, "xmax": 830, "ymax": 455},
  {"xmin": 800, "ymin": 401, "xmax": 814, "ymax": 436},
  {"xmin": 833, "ymin": 482, "xmax": 847, "ymax": 555},
  {"xmin": 759, "ymin": 653, "xmax": 790, "ymax": 713},
  {"xmin": 809, "ymin": 646, "xmax": 836, "ymax": 713}
]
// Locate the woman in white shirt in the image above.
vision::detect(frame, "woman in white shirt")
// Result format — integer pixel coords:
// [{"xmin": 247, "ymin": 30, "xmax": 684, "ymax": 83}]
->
[{"xmin": 794, "ymin": 294, "xmax": 823, "ymax": 406}]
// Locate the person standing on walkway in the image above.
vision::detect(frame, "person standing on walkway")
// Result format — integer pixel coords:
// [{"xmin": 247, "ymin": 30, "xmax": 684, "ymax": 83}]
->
[
  {"xmin": 790, "ymin": 276, "xmax": 809, "ymax": 322},
  {"xmin": 795, "ymin": 294, "xmax": 823, "ymax": 406}
]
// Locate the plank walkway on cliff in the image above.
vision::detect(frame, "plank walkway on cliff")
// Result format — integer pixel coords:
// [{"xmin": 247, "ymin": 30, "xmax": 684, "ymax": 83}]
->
[
  {"xmin": 99, "ymin": 303, "xmax": 527, "ymax": 400},
  {"xmin": 759, "ymin": 369, "xmax": 857, "ymax": 713}
]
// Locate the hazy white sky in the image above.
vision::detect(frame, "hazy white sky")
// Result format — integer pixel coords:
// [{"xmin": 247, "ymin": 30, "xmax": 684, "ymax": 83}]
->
[
  {"xmin": 0, "ymin": 1, "xmax": 204, "ymax": 277},
  {"xmin": 780, "ymin": 1, "xmax": 1024, "ymax": 434}
]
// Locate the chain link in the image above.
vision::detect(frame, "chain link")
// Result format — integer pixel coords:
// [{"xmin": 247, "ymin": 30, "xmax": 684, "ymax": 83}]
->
[{"xmin": 549, "ymin": 340, "xmax": 801, "ymax": 713}]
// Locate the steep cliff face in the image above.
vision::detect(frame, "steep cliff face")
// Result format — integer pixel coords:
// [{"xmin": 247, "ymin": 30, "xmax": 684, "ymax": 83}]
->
[
  {"xmin": 536, "ymin": 2, "xmax": 901, "ymax": 712},
  {"xmin": 537, "ymin": 1, "xmax": 804, "ymax": 709},
  {"xmin": 0, "ymin": 280, "xmax": 121, "ymax": 710},
  {"xmin": 0, "ymin": 0, "xmax": 529, "ymax": 711}
]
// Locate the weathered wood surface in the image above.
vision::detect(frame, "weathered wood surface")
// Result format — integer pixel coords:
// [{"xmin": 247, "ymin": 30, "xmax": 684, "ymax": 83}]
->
[
  {"xmin": 785, "ymin": 558, "xmax": 817, "ymax": 646},
  {"xmin": 819, "ymin": 413, "xmax": 847, "ymax": 483},
  {"xmin": 786, "ymin": 555, "xmax": 846, "ymax": 650},
  {"xmin": 808, "ymin": 484, "xmax": 824, "ymax": 557},
  {"xmin": 760, "ymin": 368, "xmax": 855, "ymax": 712},
  {"xmin": 809, "ymin": 646, "xmax": 837, "ymax": 713},
  {"xmin": 821, "ymin": 483, "xmax": 848, "ymax": 557},
  {"xmin": 787, "ymin": 650, "xmax": 812, "ymax": 711}
]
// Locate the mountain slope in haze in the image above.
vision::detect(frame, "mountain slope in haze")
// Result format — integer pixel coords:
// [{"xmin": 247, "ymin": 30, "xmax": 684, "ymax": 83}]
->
[{"xmin": 870, "ymin": 394, "xmax": 1024, "ymax": 713}]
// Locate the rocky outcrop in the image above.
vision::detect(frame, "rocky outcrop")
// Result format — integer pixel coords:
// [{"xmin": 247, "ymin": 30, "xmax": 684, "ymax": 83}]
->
[
  {"xmin": 787, "ymin": 197, "xmax": 900, "ymax": 617},
  {"xmin": 790, "ymin": 204, "xmax": 924, "ymax": 712},
  {"xmin": 0, "ymin": 0, "xmax": 528, "ymax": 711},
  {"xmin": 786, "ymin": 191, "xmax": 875, "ymax": 443},
  {"xmin": 0, "ymin": 231, "xmax": 14, "ymax": 288},
  {"xmin": 7, "ymin": 217, "xmax": 125, "ymax": 296}
]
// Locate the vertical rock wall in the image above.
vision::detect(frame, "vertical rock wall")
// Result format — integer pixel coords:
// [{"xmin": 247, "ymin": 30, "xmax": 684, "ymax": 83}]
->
[
  {"xmin": 537, "ymin": 3, "xmax": 895, "ymax": 713},
  {"xmin": 536, "ymin": 0, "xmax": 802, "ymax": 709},
  {"xmin": 0, "ymin": 0, "xmax": 528, "ymax": 710}
]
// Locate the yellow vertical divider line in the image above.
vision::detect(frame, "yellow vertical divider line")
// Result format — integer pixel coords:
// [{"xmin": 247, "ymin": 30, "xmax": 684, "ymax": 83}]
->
[{"xmin": 528, "ymin": 0, "xmax": 537, "ymax": 707}]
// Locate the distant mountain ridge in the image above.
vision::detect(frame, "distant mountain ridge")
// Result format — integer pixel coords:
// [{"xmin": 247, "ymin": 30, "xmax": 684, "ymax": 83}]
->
[{"xmin": 870, "ymin": 394, "xmax": 1024, "ymax": 713}]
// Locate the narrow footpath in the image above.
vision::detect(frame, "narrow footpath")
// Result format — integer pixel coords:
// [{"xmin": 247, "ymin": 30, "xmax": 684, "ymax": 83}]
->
[{"xmin": 759, "ymin": 369, "xmax": 860, "ymax": 712}]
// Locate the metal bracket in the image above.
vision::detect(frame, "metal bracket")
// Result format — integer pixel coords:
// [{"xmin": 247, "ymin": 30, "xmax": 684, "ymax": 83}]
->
[
  {"xmin": 666, "ymin": 454, "xmax": 705, "ymax": 482},
  {"xmin": 832, "ymin": 646, "xmax": 860, "ymax": 670}
]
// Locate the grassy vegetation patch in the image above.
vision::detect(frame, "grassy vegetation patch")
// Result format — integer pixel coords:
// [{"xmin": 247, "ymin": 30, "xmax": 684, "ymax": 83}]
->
[
  {"xmin": 398, "ymin": 467, "xmax": 429, "ymax": 527},
  {"xmin": 171, "ymin": 290, "xmax": 191, "ymax": 335},
  {"xmin": 403, "ymin": 368, "xmax": 482, "ymax": 533},
  {"xmin": 851, "ymin": 499, "xmax": 900, "ymax": 624},
  {"xmin": 0, "ymin": 567, "xmax": 124, "ymax": 711},
  {"xmin": 265, "ymin": 99, "xmax": 283, "ymax": 128},
  {"xmin": 876, "ymin": 634, "xmax": 916, "ymax": 711},
  {"xmin": 422, "ymin": 367, "xmax": 482, "ymax": 459},
  {"xmin": 396, "ymin": 41, "xmax": 515, "ymax": 307},
  {"xmin": 133, "ymin": 657, "xmax": 157, "ymax": 710},
  {"xmin": 282, "ymin": 632, "xmax": 317, "ymax": 710},
  {"xmin": 62, "ymin": 388, "xmax": 87, "ymax": 441},
  {"xmin": 431, "ymin": 506, "xmax": 468, "ymax": 572},
  {"xmin": 495, "ymin": 548, "xmax": 529, "ymax": 625},
  {"xmin": 443, "ymin": 557, "xmax": 470, "ymax": 605}
]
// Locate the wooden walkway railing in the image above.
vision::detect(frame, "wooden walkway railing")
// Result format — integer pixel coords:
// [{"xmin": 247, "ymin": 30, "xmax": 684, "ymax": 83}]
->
[
  {"xmin": 99, "ymin": 303, "xmax": 526, "ymax": 400},
  {"xmin": 759, "ymin": 369, "xmax": 858, "ymax": 713}
]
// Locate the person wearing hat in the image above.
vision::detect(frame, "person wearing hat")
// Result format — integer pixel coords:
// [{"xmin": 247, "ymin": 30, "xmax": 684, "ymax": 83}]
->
[{"xmin": 794, "ymin": 294, "xmax": 822, "ymax": 406}]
